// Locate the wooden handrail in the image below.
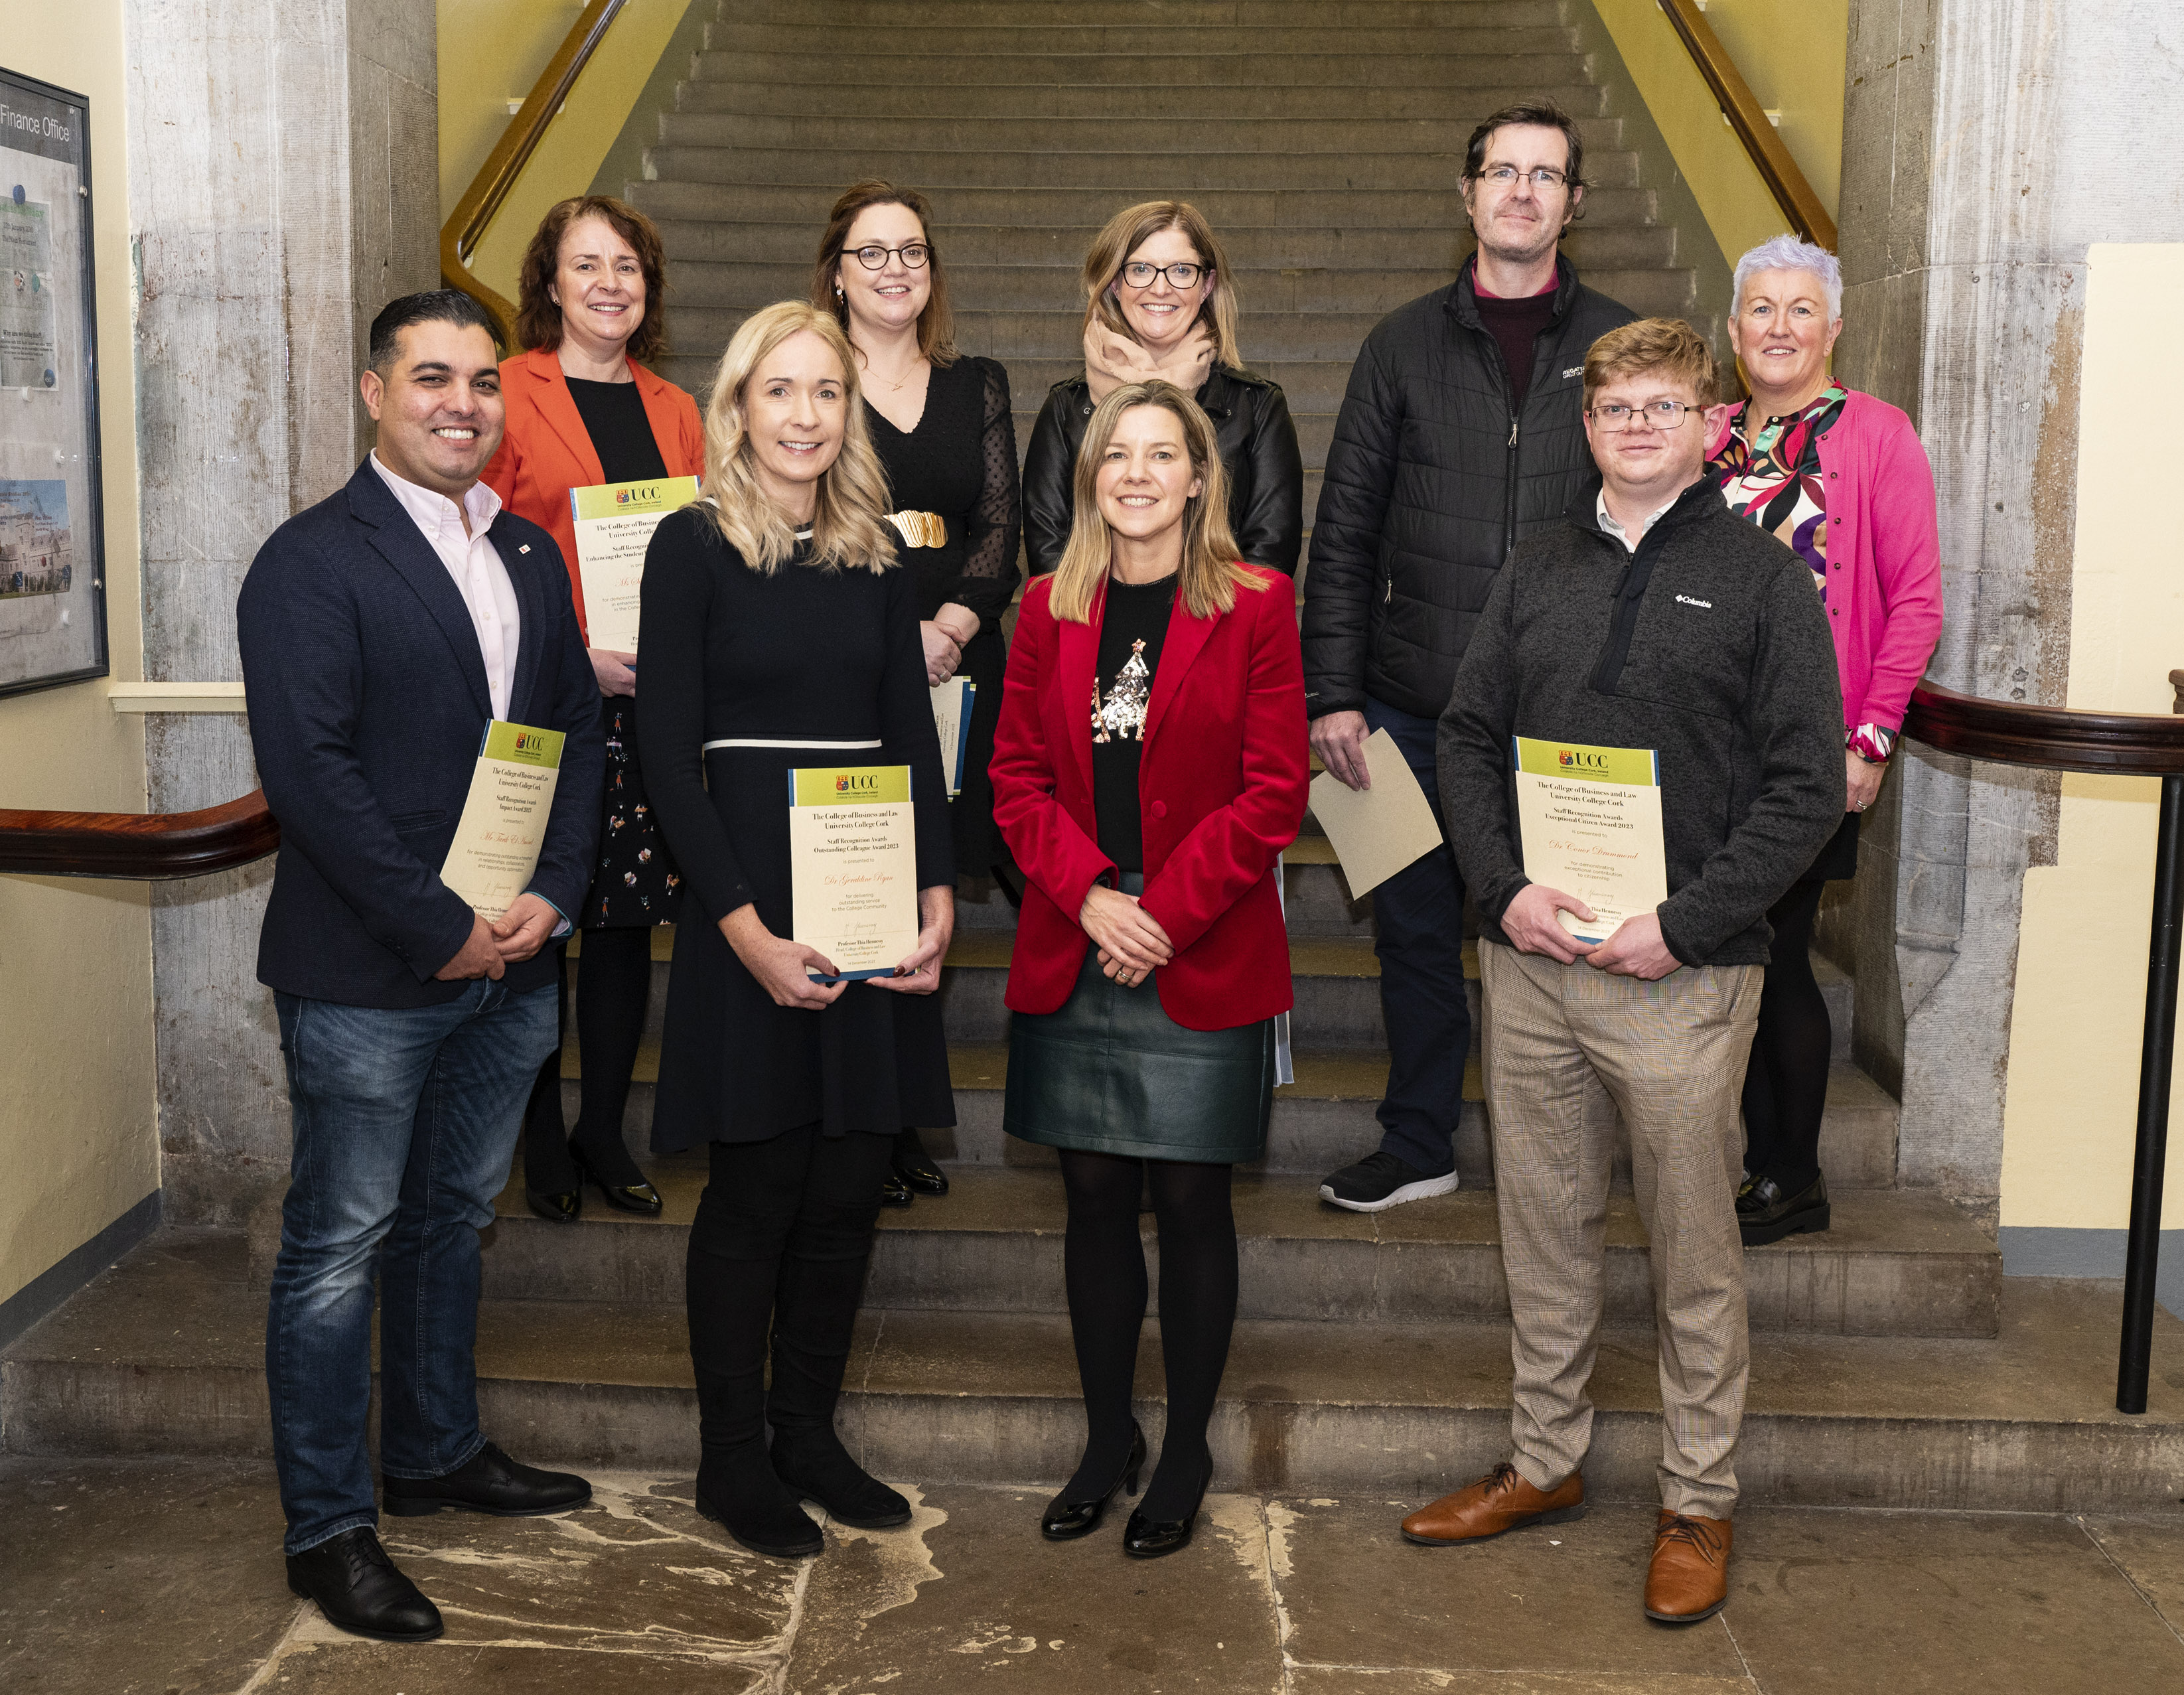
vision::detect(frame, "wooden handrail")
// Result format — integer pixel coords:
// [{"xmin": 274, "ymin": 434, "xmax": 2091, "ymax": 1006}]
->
[
  {"xmin": 439, "ymin": 0, "xmax": 630, "ymax": 344},
  {"xmin": 1901, "ymin": 680, "xmax": 2184, "ymax": 776},
  {"xmin": 1656, "ymin": 0, "xmax": 1838, "ymax": 252},
  {"xmin": 0, "ymin": 790, "xmax": 279, "ymax": 880}
]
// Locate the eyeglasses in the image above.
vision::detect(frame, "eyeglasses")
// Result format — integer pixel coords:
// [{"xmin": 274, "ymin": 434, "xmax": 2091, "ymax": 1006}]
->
[
  {"xmin": 849, "ymin": 243, "xmax": 930, "ymax": 270},
  {"xmin": 1589, "ymin": 400, "xmax": 1697, "ymax": 431},
  {"xmin": 1120, "ymin": 260, "xmax": 1206, "ymax": 289},
  {"xmin": 1476, "ymin": 165, "xmax": 1569, "ymax": 191}
]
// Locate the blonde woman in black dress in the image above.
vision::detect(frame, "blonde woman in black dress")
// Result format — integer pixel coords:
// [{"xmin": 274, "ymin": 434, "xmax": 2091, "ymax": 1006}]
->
[
  {"xmin": 637, "ymin": 300, "xmax": 954, "ymax": 1559},
  {"xmin": 813, "ymin": 179, "xmax": 1023, "ymax": 1205}
]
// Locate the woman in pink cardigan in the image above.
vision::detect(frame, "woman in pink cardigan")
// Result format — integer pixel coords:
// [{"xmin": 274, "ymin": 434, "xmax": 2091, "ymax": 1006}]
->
[{"xmin": 1705, "ymin": 234, "xmax": 1943, "ymax": 1248}]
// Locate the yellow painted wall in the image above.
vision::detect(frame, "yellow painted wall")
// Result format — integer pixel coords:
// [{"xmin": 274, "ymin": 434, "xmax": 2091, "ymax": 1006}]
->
[
  {"xmin": 1593, "ymin": 0, "xmax": 1848, "ymax": 269},
  {"xmin": 439, "ymin": 0, "xmax": 696, "ymax": 306},
  {"xmin": 0, "ymin": 3, "xmax": 160, "ymax": 1307},
  {"xmin": 2001, "ymin": 244, "xmax": 2184, "ymax": 1232}
]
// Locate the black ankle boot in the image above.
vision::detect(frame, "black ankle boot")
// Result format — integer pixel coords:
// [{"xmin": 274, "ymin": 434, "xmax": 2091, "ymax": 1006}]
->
[
  {"xmin": 692, "ymin": 1361, "xmax": 822, "ymax": 1558},
  {"xmin": 695, "ymin": 1443, "xmax": 824, "ymax": 1558},
  {"xmin": 770, "ymin": 1425, "xmax": 910, "ymax": 1528}
]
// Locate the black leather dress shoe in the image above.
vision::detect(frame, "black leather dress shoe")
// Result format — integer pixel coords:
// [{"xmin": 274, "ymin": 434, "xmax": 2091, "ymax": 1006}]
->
[
  {"xmin": 286, "ymin": 1526, "xmax": 443, "ymax": 1642},
  {"xmin": 1041, "ymin": 1423, "xmax": 1145, "ymax": 1540},
  {"xmin": 879, "ymin": 1170, "xmax": 914, "ymax": 1208},
  {"xmin": 1738, "ymin": 1171, "xmax": 1830, "ymax": 1246},
  {"xmin": 526, "ymin": 1186, "xmax": 581, "ymax": 1223},
  {"xmin": 569, "ymin": 1140, "xmax": 663, "ymax": 1215},
  {"xmin": 383, "ymin": 1440, "xmax": 591, "ymax": 1518},
  {"xmin": 1122, "ymin": 1457, "xmax": 1210, "ymax": 1560},
  {"xmin": 892, "ymin": 1152, "xmax": 950, "ymax": 1197}
]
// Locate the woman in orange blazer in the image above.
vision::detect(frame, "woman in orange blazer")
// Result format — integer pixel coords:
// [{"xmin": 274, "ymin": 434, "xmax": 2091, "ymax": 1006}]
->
[
  {"xmin": 990, "ymin": 380, "xmax": 1307, "ymax": 1560},
  {"xmin": 482, "ymin": 194, "xmax": 705, "ymax": 1224}
]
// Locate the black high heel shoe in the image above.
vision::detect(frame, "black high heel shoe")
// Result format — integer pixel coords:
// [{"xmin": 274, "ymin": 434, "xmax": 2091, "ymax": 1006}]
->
[
  {"xmin": 567, "ymin": 1140, "xmax": 662, "ymax": 1216},
  {"xmin": 891, "ymin": 1150, "xmax": 949, "ymax": 1197},
  {"xmin": 1122, "ymin": 1453, "xmax": 1212, "ymax": 1559},
  {"xmin": 879, "ymin": 1170, "xmax": 914, "ymax": 1209},
  {"xmin": 1041, "ymin": 1423, "xmax": 1145, "ymax": 1540},
  {"xmin": 524, "ymin": 1186, "xmax": 581, "ymax": 1224}
]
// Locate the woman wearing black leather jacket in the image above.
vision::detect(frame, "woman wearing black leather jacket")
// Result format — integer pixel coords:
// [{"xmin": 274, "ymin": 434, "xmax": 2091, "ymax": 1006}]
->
[{"xmin": 1022, "ymin": 202, "xmax": 1303, "ymax": 577}]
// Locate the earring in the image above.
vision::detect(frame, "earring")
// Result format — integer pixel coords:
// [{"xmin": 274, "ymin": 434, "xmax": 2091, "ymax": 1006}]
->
[{"xmin": 836, "ymin": 285, "xmax": 845, "ymax": 301}]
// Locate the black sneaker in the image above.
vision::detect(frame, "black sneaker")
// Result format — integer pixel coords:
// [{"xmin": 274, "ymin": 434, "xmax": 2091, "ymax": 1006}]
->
[
  {"xmin": 1319, "ymin": 1149, "xmax": 1461, "ymax": 1213},
  {"xmin": 1738, "ymin": 1171, "xmax": 1830, "ymax": 1246}
]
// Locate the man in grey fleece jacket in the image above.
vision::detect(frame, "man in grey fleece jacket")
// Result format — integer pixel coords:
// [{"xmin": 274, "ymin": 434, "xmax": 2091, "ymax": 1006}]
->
[{"xmin": 1400, "ymin": 320, "xmax": 1843, "ymax": 1626}]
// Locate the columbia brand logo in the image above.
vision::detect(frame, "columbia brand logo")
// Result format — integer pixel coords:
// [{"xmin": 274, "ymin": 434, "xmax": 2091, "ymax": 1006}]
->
[
  {"xmin": 1675, "ymin": 594, "xmax": 1713, "ymax": 610},
  {"xmin": 1563, "ymin": 366, "xmax": 1585, "ymax": 379}
]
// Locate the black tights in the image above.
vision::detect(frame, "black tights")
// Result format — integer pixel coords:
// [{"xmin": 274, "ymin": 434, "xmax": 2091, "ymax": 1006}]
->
[
  {"xmin": 1741, "ymin": 879, "xmax": 1832, "ymax": 1190},
  {"xmin": 1057, "ymin": 1149, "xmax": 1236, "ymax": 1520},
  {"xmin": 522, "ymin": 928, "xmax": 654, "ymax": 1190},
  {"xmin": 685, "ymin": 1124, "xmax": 893, "ymax": 1489}
]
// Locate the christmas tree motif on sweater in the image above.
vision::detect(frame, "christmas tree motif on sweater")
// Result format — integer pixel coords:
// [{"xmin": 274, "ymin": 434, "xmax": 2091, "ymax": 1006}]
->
[{"xmin": 1091, "ymin": 638, "xmax": 1151, "ymax": 743}]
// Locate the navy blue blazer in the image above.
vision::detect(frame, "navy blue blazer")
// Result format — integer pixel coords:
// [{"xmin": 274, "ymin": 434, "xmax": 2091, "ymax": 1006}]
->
[{"xmin": 238, "ymin": 458, "xmax": 604, "ymax": 1008}]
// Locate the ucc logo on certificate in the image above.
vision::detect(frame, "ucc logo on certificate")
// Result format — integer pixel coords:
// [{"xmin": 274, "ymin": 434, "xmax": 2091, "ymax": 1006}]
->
[{"xmin": 1512, "ymin": 735, "xmax": 1668, "ymax": 945}]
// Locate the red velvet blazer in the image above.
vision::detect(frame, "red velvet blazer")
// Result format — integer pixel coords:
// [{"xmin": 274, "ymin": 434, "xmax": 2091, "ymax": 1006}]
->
[
  {"xmin": 480, "ymin": 345, "xmax": 707, "ymax": 646},
  {"xmin": 990, "ymin": 567, "xmax": 1309, "ymax": 1030}
]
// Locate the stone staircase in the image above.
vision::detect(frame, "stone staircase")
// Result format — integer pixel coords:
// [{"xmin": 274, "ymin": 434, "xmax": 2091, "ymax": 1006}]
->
[
  {"xmin": 632, "ymin": 0, "xmax": 1706, "ymax": 520},
  {"xmin": 7, "ymin": 0, "xmax": 2184, "ymax": 1512}
]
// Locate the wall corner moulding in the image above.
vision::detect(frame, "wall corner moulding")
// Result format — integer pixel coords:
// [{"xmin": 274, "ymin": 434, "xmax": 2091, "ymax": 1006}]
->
[{"xmin": 106, "ymin": 681, "xmax": 245, "ymax": 713}]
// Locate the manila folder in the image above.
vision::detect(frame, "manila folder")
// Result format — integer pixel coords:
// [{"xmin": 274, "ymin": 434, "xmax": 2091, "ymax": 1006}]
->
[{"xmin": 1306, "ymin": 727, "xmax": 1443, "ymax": 898}]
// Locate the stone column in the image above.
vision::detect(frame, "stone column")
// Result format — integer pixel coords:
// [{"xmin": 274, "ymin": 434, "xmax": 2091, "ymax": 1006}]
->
[
  {"xmin": 1834, "ymin": 0, "xmax": 2184, "ymax": 1220},
  {"xmin": 125, "ymin": 0, "xmax": 439, "ymax": 1222}
]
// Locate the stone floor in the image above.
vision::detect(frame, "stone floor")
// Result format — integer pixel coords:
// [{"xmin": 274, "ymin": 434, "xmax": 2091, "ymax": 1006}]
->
[{"xmin": 4, "ymin": 1457, "xmax": 2183, "ymax": 1692}]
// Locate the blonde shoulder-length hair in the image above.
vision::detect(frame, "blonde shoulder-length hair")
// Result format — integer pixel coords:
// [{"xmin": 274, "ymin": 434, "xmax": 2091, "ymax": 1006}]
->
[
  {"xmin": 694, "ymin": 300, "xmax": 896, "ymax": 574},
  {"xmin": 1080, "ymin": 201, "xmax": 1242, "ymax": 371},
  {"xmin": 1049, "ymin": 382, "xmax": 1270, "ymax": 624}
]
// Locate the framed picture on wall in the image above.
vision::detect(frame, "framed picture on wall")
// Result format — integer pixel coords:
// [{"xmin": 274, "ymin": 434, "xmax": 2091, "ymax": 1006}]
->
[{"xmin": 0, "ymin": 68, "xmax": 104, "ymax": 699}]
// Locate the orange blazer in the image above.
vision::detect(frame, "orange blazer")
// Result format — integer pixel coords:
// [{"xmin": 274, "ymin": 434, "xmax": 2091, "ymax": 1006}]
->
[{"xmin": 480, "ymin": 344, "xmax": 706, "ymax": 646}]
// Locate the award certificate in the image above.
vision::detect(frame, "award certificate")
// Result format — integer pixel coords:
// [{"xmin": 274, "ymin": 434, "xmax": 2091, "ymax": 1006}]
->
[
  {"xmin": 441, "ymin": 721, "xmax": 565, "ymax": 919},
  {"xmin": 930, "ymin": 676, "xmax": 976, "ymax": 798},
  {"xmin": 788, "ymin": 765, "xmax": 919, "ymax": 980},
  {"xmin": 1513, "ymin": 736, "xmax": 1668, "ymax": 945},
  {"xmin": 568, "ymin": 476, "xmax": 699, "ymax": 652}
]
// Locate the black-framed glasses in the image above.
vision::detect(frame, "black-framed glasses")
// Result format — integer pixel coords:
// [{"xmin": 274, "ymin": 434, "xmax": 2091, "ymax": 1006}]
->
[
  {"xmin": 1477, "ymin": 164, "xmax": 1569, "ymax": 191},
  {"xmin": 850, "ymin": 242, "xmax": 930, "ymax": 270},
  {"xmin": 1120, "ymin": 260, "xmax": 1206, "ymax": 289},
  {"xmin": 1589, "ymin": 399, "xmax": 1697, "ymax": 431}
]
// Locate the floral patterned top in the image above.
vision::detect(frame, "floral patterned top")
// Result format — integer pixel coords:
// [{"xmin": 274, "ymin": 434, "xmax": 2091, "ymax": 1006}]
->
[{"xmin": 1711, "ymin": 384, "xmax": 1891, "ymax": 764}]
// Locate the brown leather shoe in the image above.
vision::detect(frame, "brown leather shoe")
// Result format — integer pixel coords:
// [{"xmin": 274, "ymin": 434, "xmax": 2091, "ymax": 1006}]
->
[
  {"xmin": 1644, "ymin": 1510, "xmax": 1733, "ymax": 1623},
  {"xmin": 1400, "ymin": 1461, "xmax": 1585, "ymax": 1546}
]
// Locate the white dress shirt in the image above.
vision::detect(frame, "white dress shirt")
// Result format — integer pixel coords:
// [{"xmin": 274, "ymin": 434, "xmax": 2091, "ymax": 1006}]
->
[
  {"xmin": 1596, "ymin": 488, "xmax": 1682, "ymax": 554},
  {"xmin": 371, "ymin": 453, "xmax": 521, "ymax": 720}
]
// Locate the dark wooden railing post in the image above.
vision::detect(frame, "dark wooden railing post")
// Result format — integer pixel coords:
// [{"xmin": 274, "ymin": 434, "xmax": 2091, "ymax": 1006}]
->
[
  {"xmin": 2120, "ymin": 774, "xmax": 2184, "ymax": 1412},
  {"xmin": 1901, "ymin": 678, "xmax": 2184, "ymax": 1412}
]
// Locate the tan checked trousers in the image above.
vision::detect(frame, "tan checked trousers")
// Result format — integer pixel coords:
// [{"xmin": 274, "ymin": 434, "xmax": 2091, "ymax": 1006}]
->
[{"xmin": 1479, "ymin": 941, "xmax": 1763, "ymax": 1518}]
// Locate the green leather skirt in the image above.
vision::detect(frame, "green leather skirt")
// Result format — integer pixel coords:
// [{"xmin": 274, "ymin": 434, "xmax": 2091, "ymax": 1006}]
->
[{"xmin": 1005, "ymin": 938, "xmax": 1275, "ymax": 1165}]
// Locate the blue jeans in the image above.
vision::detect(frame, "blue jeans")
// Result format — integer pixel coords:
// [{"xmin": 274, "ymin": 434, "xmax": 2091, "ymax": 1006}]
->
[
  {"xmin": 1364, "ymin": 696, "xmax": 1472, "ymax": 1177},
  {"xmin": 267, "ymin": 978, "xmax": 559, "ymax": 1554}
]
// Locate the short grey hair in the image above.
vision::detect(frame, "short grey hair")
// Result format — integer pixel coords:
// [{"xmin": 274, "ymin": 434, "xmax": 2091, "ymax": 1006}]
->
[{"xmin": 1731, "ymin": 235, "xmax": 1842, "ymax": 322}]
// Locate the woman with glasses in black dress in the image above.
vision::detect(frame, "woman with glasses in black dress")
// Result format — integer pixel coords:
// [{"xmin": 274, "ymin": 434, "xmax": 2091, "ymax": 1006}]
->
[{"xmin": 812, "ymin": 181, "xmax": 1022, "ymax": 1207}]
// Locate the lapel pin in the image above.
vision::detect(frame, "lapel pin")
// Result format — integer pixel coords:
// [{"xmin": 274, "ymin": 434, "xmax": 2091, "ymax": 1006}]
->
[{"xmin": 519, "ymin": 544, "xmax": 531, "ymax": 553}]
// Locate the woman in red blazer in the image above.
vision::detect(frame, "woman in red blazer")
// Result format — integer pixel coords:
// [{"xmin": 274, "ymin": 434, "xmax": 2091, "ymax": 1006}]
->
[
  {"xmin": 480, "ymin": 195, "xmax": 705, "ymax": 1224},
  {"xmin": 991, "ymin": 380, "xmax": 1307, "ymax": 1560}
]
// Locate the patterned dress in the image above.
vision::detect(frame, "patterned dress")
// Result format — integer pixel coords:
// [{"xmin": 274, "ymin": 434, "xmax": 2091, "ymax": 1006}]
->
[{"xmin": 1709, "ymin": 384, "xmax": 1893, "ymax": 769}]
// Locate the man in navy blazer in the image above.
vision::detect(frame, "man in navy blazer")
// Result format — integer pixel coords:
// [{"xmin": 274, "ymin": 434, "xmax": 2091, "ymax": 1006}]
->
[{"xmin": 237, "ymin": 291, "xmax": 605, "ymax": 1643}]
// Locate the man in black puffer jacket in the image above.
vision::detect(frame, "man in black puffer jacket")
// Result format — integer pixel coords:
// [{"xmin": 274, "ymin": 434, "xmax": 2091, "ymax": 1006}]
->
[{"xmin": 1303, "ymin": 100, "xmax": 1635, "ymax": 1213}]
